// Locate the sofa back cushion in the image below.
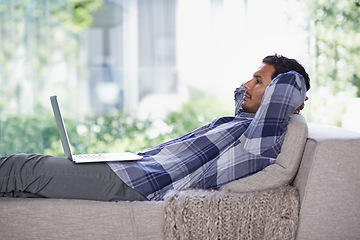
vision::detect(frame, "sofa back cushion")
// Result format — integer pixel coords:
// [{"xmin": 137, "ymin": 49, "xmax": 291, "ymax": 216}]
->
[{"xmin": 220, "ymin": 114, "xmax": 308, "ymax": 193}]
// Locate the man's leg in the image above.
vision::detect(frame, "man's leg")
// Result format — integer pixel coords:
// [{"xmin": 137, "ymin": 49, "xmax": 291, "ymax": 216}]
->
[{"xmin": 0, "ymin": 153, "xmax": 147, "ymax": 201}]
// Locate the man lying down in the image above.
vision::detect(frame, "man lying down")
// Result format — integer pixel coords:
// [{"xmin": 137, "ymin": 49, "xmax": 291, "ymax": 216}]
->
[{"xmin": 0, "ymin": 54, "xmax": 310, "ymax": 201}]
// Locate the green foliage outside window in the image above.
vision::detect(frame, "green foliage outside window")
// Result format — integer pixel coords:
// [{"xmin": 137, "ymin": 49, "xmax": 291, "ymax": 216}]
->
[
  {"xmin": 0, "ymin": 111, "xmax": 154, "ymax": 157},
  {"xmin": 0, "ymin": 90, "xmax": 231, "ymax": 157},
  {"xmin": 0, "ymin": 0, "xmax": 103, "ymax": 114},
  {"xmin": 299, "ymin": 0, "xmax": 360, "ymax": 126},
  {"xmin": 306, "ymin": 0, "xmax": 360, "ymax": 95}
]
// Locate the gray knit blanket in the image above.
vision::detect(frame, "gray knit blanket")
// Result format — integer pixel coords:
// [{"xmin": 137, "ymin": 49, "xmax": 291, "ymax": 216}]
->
[{"xmin": 163, "ymin": 186, "xmax": 299, "ymax": 240}]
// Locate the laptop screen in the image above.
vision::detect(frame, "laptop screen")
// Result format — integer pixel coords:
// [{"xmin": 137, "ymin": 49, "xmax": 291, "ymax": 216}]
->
[{"xmin": 50, "ymin": 95, "xmax": 74, "ymax": 161}]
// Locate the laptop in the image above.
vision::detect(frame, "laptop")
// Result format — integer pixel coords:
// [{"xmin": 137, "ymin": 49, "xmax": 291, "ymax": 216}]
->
[{"xmin": 50, "ymin": 95, "xmax": 143, "ymax": 163}]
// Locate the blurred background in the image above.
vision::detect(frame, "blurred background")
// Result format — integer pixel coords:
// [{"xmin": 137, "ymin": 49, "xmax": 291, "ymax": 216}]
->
[{"xmin": 1, "ymin": 0, "xmax": 359, "ymax": 156}]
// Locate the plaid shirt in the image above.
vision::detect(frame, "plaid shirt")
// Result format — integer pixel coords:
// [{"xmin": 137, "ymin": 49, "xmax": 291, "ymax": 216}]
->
[{"xmin": 108, "ymin": 71, "xmax": 307, "ymax": 200}]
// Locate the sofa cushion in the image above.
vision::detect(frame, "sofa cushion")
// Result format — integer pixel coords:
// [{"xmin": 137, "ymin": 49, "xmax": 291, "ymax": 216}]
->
[
  {"xmin": 0, "ymin": 198, "xmax": 165, "ymax": 240},
  {"xmin": 220, "ymin": 114, "xmax": 308, "ymax": 193}
]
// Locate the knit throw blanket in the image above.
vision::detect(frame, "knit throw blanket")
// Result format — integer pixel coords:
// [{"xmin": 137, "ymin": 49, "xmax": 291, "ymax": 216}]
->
[{"xmin": 163, "ymin": 186, "xmax": 299, "ymax": 240}]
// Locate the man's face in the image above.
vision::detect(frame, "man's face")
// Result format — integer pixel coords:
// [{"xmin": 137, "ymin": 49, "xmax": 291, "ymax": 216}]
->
[{"xmin": 241, "ymin": 63, "xmax": 275, "ymax": 113}]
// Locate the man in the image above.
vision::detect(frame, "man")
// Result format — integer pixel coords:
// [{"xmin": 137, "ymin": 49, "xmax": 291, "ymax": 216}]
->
[{"xmin": 0, "ymin": 54, "xmax": 310, "ymax": 201}]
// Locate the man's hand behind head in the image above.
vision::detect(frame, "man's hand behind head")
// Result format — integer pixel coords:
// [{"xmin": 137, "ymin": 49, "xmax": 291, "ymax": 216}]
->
[{"xmin": 294, "ymin": 96, "xmax": 309, "ymax": 114}]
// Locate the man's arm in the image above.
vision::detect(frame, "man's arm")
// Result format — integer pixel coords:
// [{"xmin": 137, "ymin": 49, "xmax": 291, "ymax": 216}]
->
[{"xmin": 239, "ymin": 71, "xmax": 307, "ymax": 158}]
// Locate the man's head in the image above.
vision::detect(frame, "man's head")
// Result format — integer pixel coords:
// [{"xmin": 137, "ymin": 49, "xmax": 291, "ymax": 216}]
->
[
  {"xmin": 241, "ymin": 54, "xmax": 310, "ymax": 113},
  {"xmin": 262, "ymin": 54, "xmax": 310, "ymax": 91}
]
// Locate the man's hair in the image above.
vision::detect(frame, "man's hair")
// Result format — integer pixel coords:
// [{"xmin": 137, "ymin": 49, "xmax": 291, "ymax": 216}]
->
[{"xmin": 262, "ymin": 54, "xmax": 311, "ymax": 91}]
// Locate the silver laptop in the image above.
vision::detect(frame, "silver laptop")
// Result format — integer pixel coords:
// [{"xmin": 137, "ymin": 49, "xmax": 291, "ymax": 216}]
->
[{"xmin": 50, "ymin": 95, "xmax": 143, "ymax": 163}]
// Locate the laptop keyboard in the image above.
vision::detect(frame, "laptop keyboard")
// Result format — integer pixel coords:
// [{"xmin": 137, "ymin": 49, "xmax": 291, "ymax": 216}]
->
[{"xmin": 75, "ymin": 154, "xmax": 104, "ymax": 160}]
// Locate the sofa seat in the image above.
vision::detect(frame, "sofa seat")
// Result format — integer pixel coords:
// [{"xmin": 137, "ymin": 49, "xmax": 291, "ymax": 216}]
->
[{"xmin": 0, "ymin": 198, "xmax": 164, "ymax": 239}]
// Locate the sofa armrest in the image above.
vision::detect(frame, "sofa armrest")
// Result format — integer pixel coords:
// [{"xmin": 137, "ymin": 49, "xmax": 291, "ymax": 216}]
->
[
  {"xmin": 293, "ymin": 123, "xmax": 360, "ymax": 240},
  {"xmin": 220, "ymin": 114, "xmax": 308, "ymax": 193}
]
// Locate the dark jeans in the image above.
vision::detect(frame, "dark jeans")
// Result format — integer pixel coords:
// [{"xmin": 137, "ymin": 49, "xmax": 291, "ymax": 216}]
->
[{"xmin": 0, "ymin": 153, "xmax": 147, "ymax": 201}]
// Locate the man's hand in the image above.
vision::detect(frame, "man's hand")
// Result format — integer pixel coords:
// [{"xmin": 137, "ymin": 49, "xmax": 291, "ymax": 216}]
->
[{"xmin": 294, "ymin": 96, "xmax": 309, "ymax": 114}]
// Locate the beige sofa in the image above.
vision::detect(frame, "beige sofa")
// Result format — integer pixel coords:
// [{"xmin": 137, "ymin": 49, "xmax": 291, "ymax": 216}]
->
[{"xmin": 1, "ymin": 115, "xmax": 360, "ymax": 240}]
